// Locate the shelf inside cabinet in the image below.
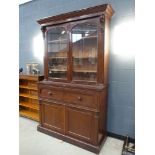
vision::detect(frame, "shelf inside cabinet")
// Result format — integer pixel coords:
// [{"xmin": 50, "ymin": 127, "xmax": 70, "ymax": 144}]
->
[
  {"xmin": 73, "ymin": 56, "xmax": 97, "ymax": 59},
  {"xmin": 48, "ymin": 56, "xmax": 97, "ymax": 59},
  {"xmin": 19, "ymin": 101, "xmax": 39, "ymax": 110},
  {"xmin": 81, "ymin": 35, "xmax": 97, "ymax": 39},
  {"xmin": 48, "ymin": 56, "xmax": 67, "ymax": 59},
  {"xmin": 48, "ymin": 35, "xmax": 97, "ymax": 44},
  {"xmin": 48, "ymin": 38, "xmax": 67, "ymax": 43},
  {"xmin": 20, "ymin": 109, "xmax": 39, "ymax": 121},
  {"xmin": 73, "ymin": 69, "xmax": 97, "ymax": 73},
  {"xmin": 49, "ymin": 69, "xmax": 67, "ymax": 72}
]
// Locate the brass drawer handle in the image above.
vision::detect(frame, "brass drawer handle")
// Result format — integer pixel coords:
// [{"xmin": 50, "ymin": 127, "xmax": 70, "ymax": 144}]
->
[
  {"xmin": 77, "ymin": 96, "xmax": 82, "ymax": 101},
  {"xmin": 48, "ymin": 91, "xmax": 53, "ymax": 95}
]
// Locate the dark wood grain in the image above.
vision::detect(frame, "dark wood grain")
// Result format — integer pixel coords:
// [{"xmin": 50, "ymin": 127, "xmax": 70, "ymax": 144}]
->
[
  {"xmin": 37, "ymin": 4, "xmax": 114, "ymax": 153},
  {"xmin": 41, "ymin": 101, "xmax": 65, "ymax": 134},
  {"xmin": 65, "ymin": 107, "xmax": 97, "ymax": 143},
  {"xmin": 37, "ymin": 4, "xmax": 114, "ymax": 26}
]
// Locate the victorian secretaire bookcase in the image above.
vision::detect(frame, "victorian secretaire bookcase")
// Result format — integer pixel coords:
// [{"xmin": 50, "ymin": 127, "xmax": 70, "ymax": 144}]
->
[{"xmin": 37, "ymin": 4, "xmax": 114, "ymax": 153}]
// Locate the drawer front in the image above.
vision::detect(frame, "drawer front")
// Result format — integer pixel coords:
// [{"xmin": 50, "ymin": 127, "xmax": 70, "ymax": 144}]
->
[
  {"xmin": 63, "ymin": 91, "xmax": 98, "ymax": 110},
  {"xmin": 39, "ymin": 86, "xmax": 63, "ymax": 101}
]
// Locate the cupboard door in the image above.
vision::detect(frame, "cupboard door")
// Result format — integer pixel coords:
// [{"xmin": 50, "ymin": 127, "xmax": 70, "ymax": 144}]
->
[
  {"xmin": 41, "ymin": 102, "xmax": 65, "ymax": 133},
  {"xmin": 65, "ymin": 107, "xmax": 98, "ymax": 144},
  {"xmin": 47, "ymin": 25, "xmax": 68, "ymax": 79},
  {"xmin": 71, "ymin": 21, "xmax": 98, "ymax": 82}
]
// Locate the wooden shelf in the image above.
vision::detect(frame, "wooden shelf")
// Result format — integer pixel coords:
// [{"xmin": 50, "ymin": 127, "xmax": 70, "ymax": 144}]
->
[
  {"xmin": 81, "ymin": 35, "xmax": 97, "ymax": 39},
  {"xmin": 19, "ymin": 74, "xmax": 43, "ymax": 81},
  {"xmin": 49, "ymin": 69, "xmax": 96, "ymax": 73},
  {"xmin": 48, "ymin": 56, "xmax": 67, "ymax": 59},
  {"xmin": 20, "ymin": 101, "xmax": 39, "ymax": 110},
  {"xmin": 20, "ymin": 109, "xmax": 39, "ymax": 121},
  {"xmin": 48, "ymin": 56, "xmax": 97, "ymax": 59},
  {"xmin": 49, "ymin": 69, "xmax": 67, "ymax": 72},
  {"xmin": 73, "ymin": 56, "xmax": 97, "ymax": 59},
  {"xmin": 19, "ymin": 85, "xmax": 38, "ymax": 90},
  {"xmin": 73, "ymin": 69, "xmax": 97, "ymax": 73},
  {"xmin": 48, "ymin": 38, "xmax": 67, "ymax": 43},
  {"xmin": 72, "ymin": 35, "xmax": 97, "ymax": 43},
  {"xmin": 19, "ymin": 93, "xmax": 38, "ymax": 100},
  {"xmin": 19, "ymin": 75, "xmax": 44, "ymax": 122}
]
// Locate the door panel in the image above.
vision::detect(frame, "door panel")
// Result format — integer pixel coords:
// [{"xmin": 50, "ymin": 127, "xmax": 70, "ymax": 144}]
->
[
  {"xmin": 47, "ymin": 25, "xmax": 68, "ymax": 79},
  {"xmin": 65, "ymin": 107, "xmax": 98, "ymax": 144},
  {"xmin": 71, "ymin": 20, "xmax": 98, "ymax": 82},
  {"xmin": 42, "ymin": 102, "xmax": 65, "ymax": 133}
]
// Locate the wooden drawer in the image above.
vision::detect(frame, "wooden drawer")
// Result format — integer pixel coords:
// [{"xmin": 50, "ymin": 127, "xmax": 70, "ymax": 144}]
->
[
  {"xmin": 39, "ymin": 86, "xmax": 63, "ymax": 101},
  {"xmin": 63, "ymin": 91, "xmax": 98, "ymax": 111}
]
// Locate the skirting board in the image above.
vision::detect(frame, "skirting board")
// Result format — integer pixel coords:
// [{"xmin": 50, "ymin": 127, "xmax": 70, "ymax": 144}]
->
[{"xmin": 107, "ymin": 132, "xmax": 135, "ymax": 143}]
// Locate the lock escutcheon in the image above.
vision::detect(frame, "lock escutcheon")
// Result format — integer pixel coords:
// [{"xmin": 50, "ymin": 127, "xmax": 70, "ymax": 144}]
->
[
  {"xmin": 77, "ymin": 96, "xmax": 82, "ymax": 101},
  {"xmin": 48, "ymin": 91, "xmax": 52, "ymax": 95}
]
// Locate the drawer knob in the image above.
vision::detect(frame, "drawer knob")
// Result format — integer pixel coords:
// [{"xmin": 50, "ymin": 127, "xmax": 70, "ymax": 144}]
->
[
  {"xmin": 77, "ymin": 96, "xmax": 82, "ymax": 101},
  {"xmin": 48, "ymin": 91, "xmax": 52, "ymax": 95}
]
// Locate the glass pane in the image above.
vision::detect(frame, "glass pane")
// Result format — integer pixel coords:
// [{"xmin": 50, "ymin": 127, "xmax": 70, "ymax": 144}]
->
[
  {"xmin": 47, "ymin": 27, "xmax": 68, "ymax": 79},
  {"xmin": 72, "ymin": 22, "xmax": 98, "ymax": 81}
]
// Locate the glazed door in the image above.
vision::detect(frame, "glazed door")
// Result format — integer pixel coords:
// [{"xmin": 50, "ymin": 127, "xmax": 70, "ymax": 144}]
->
[
  {"xmin": 71, "ymin": 19, "xmax": 98, "ymax": 82},
  {"xmin": 46, "ymin": 25, "xmax": 69, "ymax": 80},
  {"xmin": 41, "ymin": 101, "xmax": 65, "ymax": 134},
  {"xmin": 65, "ymin": 107, "xmax": 98, "ymax": 144}
]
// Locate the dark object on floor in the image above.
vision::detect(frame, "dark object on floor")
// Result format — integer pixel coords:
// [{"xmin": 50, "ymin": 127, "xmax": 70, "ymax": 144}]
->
[
  {"xmin": 122, "ymin": 136, "xmax": 135, "ymax": 155},
  {"xmin": 122, "ymin": 152, "xmax": 134, "ymax": 155},
  {"xmin": 19, "ymin": 68, "xmax": 23, "ymax": 73}
]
